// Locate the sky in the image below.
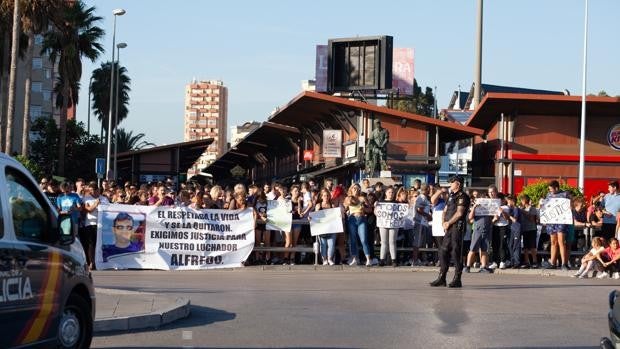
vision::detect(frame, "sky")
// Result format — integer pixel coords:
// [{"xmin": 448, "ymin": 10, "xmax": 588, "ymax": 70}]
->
[{"xmin": 77, "ymin": 0, "xmax": 620, "ymax": 146}]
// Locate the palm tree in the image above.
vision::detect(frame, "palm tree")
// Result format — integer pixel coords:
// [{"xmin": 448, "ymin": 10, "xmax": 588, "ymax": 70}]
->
[
  {"xmin": 20, "ymin": 0, "xmax": 61, "ymax": 156},
  {"xmin": 114, "ymin": 128, "xmax": 155, "ymax": 153},
  {"xmin": 41, "ymin": 0, "xmax": 104, "ymax": 175},
  {"xmin": 5, "ymin": 0, "xmax": 20, "ymax": 153},
  {"xmin": 90, "ymin": 61, "xmax": 131, "ymax": 141}
]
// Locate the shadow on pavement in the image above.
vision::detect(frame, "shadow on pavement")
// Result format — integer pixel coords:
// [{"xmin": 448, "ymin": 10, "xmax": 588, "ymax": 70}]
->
[
  {"xmin": 469, "ymin": 283, "xmax": 616, "ymax": 290},
  {"xmin": 95, "ymin": 304, "xmax": 235, "ymax": 336}
]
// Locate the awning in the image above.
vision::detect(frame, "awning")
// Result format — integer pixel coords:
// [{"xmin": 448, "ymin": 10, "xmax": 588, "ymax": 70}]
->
[
  {"xmin": 269, "ymin": 91, "xmax": 484, "ymax": 142},
  {"xmin": 387, "ymin": 160, "xmax": 440, "ymax": 174},
  {"xmin": 204, "ymin": 122, "xmax": 300, "ymax": 181}
]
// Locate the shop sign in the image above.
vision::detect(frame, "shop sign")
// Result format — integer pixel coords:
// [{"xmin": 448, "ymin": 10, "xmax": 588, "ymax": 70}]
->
[
  {"xmin": 303, "ymin": 150, "xmax": 314, "ymax": 161},
  {"xmin": 344, "ymin": 143, "xmax": 357, "ymax": 159},
  {"xmin": 608, "ymin": 124, "xmax": 620, "ymax": 151},
  {"xmin": 322, "ymin": 130, "xmax": 342, "ymax": 158}
]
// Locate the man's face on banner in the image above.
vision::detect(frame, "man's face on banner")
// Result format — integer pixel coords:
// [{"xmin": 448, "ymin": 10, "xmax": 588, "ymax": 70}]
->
[{"xmin": 113, "ymin": 218, "xmax": 135, "ymax": 246}]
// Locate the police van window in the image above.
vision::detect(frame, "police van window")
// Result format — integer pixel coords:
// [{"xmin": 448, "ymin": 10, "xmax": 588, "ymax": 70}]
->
[{"xmin": 6, "ymin": 168, "xmax": 49, "ymax": 240}]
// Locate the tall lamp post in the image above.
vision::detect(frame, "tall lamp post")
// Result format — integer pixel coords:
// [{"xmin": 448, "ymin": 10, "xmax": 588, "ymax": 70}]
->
[
  {"xmin": 113, "ymin": 42, "xmax": 127, "ymax": 181},
  {"xmin": 105, "ymin": 8, "xmax": 126, "ymax": 180},
  {"xmin": 87, "ymin": 76, "xmax": 93, "ymax": 134},
  {"xmin": 578, "ymin": 0, "xmax": 589, "ymax": 193}
]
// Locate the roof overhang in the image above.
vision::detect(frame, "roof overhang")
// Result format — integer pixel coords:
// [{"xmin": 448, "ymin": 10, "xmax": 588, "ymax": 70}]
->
[
  {"xmin": 268, "ymin": 91, "xmax": 484, "ymax": 142},
  {"xmin": 466, "ymin": 93, "xmax": 620, "ymax": 130}
]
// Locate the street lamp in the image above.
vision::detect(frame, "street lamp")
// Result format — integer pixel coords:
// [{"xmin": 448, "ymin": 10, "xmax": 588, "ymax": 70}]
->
[
  {"xmin": 105, "ymin": 8, "xmax": 126, "ymax": 181},
  {"xmin": 113, "ymin": 42, "xmax": 127, "ymax": 181},
  {"xmin": 87, "ymin": 75, "xmax": 93, "ymax": 134}
]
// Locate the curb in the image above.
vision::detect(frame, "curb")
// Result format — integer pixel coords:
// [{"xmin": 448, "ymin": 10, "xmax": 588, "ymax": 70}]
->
[{"xmin": 94, "ymin": 290, "xmax": 191, "ymax": 333}]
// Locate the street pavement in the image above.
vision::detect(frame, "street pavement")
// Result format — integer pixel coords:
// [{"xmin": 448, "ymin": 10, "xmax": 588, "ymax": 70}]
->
[{"xmin": 91, "ymin": 266, "xmax": 616, "ymax": 348}]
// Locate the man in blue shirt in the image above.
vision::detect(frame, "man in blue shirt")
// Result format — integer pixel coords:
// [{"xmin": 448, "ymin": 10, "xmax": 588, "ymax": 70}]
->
[
  {"xmin": 56, "ymin": 181, "xmax": 82, "ymax": 228},
  {"xmin": 602, "ymin": 181, "xmax": 620, "ymax": 240}
]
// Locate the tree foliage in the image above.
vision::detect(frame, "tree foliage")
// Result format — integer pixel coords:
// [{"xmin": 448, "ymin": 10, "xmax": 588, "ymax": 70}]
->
[
  {"xmin": 114, "ymin": 128, "xmax": 154, "ymax": 153},
  {"xmin": 386, "ymin": 79, "xmax": 436, "ymax": 116},
  {"xmin": 91, "ymin": 61, "xmax": 131, "ymax": 134},
  {"xmin": 13, "ymin": 154, "xmax": 42, "ymax": 179},
  {"xmin": 518, "ymin": 178, "xmax": 583, "ymax": 205},
  {"xmin": 30, "ymin": 117, "xmax": 102, "ymax": 180}
]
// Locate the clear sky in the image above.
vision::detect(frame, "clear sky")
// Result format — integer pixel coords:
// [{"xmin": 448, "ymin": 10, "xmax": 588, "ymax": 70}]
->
[{"xmin": 77, "ymin": 0, "xmax": 620, "ymax": 146}]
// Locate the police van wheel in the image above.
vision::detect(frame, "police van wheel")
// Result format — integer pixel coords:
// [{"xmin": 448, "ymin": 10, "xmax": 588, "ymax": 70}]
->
[{"xmin": 58, "ymin": 293, "xmax": 93, "ymax": 349}]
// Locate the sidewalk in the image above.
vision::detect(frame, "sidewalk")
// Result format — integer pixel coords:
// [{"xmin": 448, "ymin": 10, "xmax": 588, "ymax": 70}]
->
[{"xmin": 94, "ymin": 288, "xmax": 190, "ymax": 333}]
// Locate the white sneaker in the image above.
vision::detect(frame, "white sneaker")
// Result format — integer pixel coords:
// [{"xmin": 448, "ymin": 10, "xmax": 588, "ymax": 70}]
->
[
  {"xmin": 322, "ymin": 260, "xmax": 328, "ymax": 266},
  {"xmin": 489, "ymin": 262, "xmax": 498, "ymax": 269},
  {"xmin": 597, "ymin": 271, "xmax": 609, "ymax": 279},
  {"xmin": 328, "ymin": 260, "xmax": 335, "ymax": 266},
  {"xmin": 614, "ymin": 272, "xmax": 620, "ymax": 280},
  {"xmin": 578, "ymin": 274, "xmax": 589, "ymax": 279},
  {"xmin": 349, "ymin": 257, "xmax": 359, "ymax": 266},
  {"xmin": 499, "ymin": 262, "xmax": 506, "ymax": 269}
]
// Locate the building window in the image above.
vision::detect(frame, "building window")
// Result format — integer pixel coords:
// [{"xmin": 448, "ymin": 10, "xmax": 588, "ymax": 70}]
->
[
  {"xmin": 35, "ymin": 34, "xmax": 43, "ymax": 45},
  {"xmin": 32, "ymin": 57, "xmax": 43, "ymax": 69},
  {"xmin": 30, "ymin": 105, "xmax": 42, "ymax": 119},
  {"xmin": 31, "ymin": 82, "xmax": 42, "ymax": 93},
  {"xmin": 44, "ymin": 68, "xmax": 52, "ymax": 79},
  {"xmin": 42, "ymin": 90, "xmax": 51, "ymax": 101},
  {"xmin": 207, "ymin": 119, "xmax": 217, "ymax": 127}
]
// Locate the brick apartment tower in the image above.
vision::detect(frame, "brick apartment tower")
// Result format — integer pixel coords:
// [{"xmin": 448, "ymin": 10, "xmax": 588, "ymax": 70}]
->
[{"xmin": 184, "ymin": 80, "xmax": 228, "ymax": 173}]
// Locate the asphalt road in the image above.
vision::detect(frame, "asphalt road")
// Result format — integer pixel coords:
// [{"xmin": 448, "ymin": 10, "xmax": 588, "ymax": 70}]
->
[{"xmin": 91, "ymin": 268, "xmax": 615, "ymax": 349}]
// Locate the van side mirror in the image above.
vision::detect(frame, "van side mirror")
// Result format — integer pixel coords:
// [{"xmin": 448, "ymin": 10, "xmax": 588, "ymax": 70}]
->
[{"xmin": 58, "ymin": 214, "xmax": 76, "ymax": 245}]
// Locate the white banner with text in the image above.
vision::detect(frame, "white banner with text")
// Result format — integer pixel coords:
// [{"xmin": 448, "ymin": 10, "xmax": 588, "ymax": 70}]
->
[{"xmin": 95, "ymin": 204, "xmax": 255, "ymax": 270}]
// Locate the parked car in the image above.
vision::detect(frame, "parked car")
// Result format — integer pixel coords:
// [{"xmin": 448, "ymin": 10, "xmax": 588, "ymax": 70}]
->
[
  {"xmin": 0, "ymin": 153, "xmax": 95, "ymax": 348},
  {"xmin": 601, "ymin": 289, "xmax": 620, "ymax": 349}
]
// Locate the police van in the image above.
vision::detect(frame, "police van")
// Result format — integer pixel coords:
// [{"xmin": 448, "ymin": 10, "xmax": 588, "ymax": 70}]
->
[{"xmin": 0, "ymin": 153, "xmax": 95, "ymax": 348}]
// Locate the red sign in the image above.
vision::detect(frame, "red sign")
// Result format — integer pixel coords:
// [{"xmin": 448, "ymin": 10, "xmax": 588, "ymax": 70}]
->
[
  {"xmin": 303, "ymin": 150, "xmax": 314, "ymax": 161},
  {"xmin": 608, "ymin": 124, "xmax": 620, "ymax": 151}
]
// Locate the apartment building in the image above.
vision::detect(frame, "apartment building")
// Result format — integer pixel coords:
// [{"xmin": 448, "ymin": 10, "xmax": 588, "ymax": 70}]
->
[{"xmin": 184, "ymin": 79, "xmax": 228, "ymax": 174}]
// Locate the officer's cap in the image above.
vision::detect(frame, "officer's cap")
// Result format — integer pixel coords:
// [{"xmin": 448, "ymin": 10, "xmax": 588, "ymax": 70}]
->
[{"xmin": 448, "ymin": 175, "xmax": 464, "ymax": 184}]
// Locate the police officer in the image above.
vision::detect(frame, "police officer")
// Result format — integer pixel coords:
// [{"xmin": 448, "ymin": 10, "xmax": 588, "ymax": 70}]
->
[{"xmin": 430, "ymin": 175, "xmax": 470, "ymax": 288}]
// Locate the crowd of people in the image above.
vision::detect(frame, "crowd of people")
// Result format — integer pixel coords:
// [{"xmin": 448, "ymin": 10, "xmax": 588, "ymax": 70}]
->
[{"xmin": 39, "ymin": 175, "xmax": 620, "ymax": 274}]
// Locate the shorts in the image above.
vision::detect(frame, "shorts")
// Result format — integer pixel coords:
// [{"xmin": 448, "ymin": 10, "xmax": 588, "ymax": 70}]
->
[
  {"xmin": 469, "ymin": 230, "xmax": 488, "ymax": 252},
  {"xmin": 411, "ymin": 224, "xmax": 430, "ymax": 248},
  {"xmin": 546, "ymin": 224, "xmax": 569, "ymax": 235},
  {"xmin": 522, "ymin": 230, "xmax": 537, "ymax": 250}
]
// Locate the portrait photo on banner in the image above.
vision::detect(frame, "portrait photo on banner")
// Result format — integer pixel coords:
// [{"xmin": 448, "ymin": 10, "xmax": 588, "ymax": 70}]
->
[{"xmin": 100, "ymin": 209, "xmax": 146, "ymax": 262}]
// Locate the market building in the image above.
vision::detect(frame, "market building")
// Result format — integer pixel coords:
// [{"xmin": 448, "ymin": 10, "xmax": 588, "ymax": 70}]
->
[
  {"xmin": 466, "ymin": 92, "xmax": 620, "ymax": 197},
  {"xmin": 205, "ymin": 91, "xmax": 483, "ymax": 187}
]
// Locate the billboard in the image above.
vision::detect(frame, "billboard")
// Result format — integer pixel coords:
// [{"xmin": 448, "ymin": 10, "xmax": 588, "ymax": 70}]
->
[
  {"xmin": 392, "ymin": 48, "xmax": 415, "ymax": 95},
  {"xmin": 315, "ymin": 43, "xmax": 414, "ymax": 95},
  {"xmin": 327, "ymin": 36, "xmax": 393, "ymax": 93}
]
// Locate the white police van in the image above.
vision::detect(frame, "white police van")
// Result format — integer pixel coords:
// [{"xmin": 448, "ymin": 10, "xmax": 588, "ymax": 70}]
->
[{"xmin": 0, "ymin": 153, "xmax": 95, "ymax": 348}]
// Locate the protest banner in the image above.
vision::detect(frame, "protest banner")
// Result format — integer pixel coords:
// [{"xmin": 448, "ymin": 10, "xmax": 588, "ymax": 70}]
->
[
  {"xmin": 266, "ymin": 199, "xmax": 292, "ymax": 232},
  {"xmin": 374, "ymin": 202, "xmax": 409, "ymax": 228},
  {"xmin": 432, "ymin": 209, "xmax": 445, "ymax": 237},
  {"xmin": 473, "ymin": 198, "xmax": 502, "ymax": 216},
  {"xmin": 95, "ymin": 204, "xmax": 255, "ymax": 270},
  {"xmin": 539, "ymin": 198, "xmax": 573, "ymax": 224},
  {"xmin": 309, "ymin": 208, "xmax": 344, "ymax": 236}
]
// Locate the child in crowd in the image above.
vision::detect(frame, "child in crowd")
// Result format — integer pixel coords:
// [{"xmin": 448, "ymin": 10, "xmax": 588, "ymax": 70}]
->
[
  {"xmin": 602, "ymin": 238, "xmax": 620, "ymax": 279},
  {"xmin": 573, "ymin": 236, "xmax": 606, "ymax": 279}
]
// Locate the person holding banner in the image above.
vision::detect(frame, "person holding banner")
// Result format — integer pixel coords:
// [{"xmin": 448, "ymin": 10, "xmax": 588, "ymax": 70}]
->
[
  {"xmin": 430, "ymin": 175, "xmax": 470, "ymax": 288},
  {"xmin": 286, "ymin": 185, "xmax": 304, "ymax": 265},
  {"xmin": 253, "ymin": 187, "xmax": 271, "ymax": 264},
  {"xmin": 465, "ymin": 193, "xmax": 492, "ymax": 273},
  {"xmin": 545, "ymin": 180, "xmax": 571, "ymax": 271},
  {"xmin": 315, "ymin": 189, "xmax": 337, "ymax": 265},
  {"xmin": 344, "ymin": 184, "xmax": 373, "ymax": 266},
  {"xmin": 377, "ymin": 186, "xmax": 399, "ymax": 267}
]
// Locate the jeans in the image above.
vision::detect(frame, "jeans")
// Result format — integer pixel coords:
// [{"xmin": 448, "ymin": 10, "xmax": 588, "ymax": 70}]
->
[
  {"xmin": 347, "ymin": 215, "xmax": 370, "ymax": 257},
  {"xmin": 319, "ymin": 233, "xmax": 336, "ymax": 260},
  {"xmin": 509, "ymin": 229, "xmax": 522, "ymax": 266}
]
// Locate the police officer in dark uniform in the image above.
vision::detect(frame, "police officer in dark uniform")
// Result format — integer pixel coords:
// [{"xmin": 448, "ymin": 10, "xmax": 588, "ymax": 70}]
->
[{"xmin": 430, "ymin": 175, "xmax": 470, "ymax": 288}]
